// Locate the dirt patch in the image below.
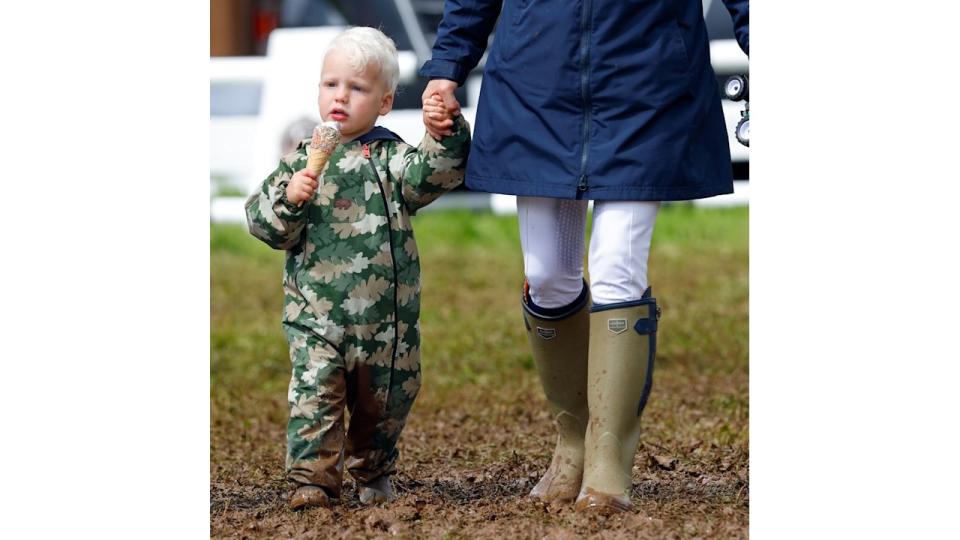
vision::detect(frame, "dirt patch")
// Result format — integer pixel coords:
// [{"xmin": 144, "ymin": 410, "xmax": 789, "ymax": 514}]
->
[{"xmin": 212, "ymin": 391, "xmax": 748, "ymax": 539}]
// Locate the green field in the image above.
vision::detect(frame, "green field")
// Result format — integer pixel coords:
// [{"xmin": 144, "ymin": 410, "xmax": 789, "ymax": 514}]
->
[{"xmin": 212, "ymin": 205, "xmax": 748, "ymax": 538}]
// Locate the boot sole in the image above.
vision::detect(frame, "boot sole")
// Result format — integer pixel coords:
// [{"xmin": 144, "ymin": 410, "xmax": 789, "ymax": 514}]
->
[
  {"xmin": 574, "ymin": 488, "xmax": 633, "ymax": 514},
  {"xmin": 289, "ymin": 487, "xmax": 332, "ymax": 511}
]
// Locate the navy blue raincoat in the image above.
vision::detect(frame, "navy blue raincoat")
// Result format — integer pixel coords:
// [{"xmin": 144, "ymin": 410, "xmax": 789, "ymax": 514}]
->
[{"xmin": 420, "ymin": 0, "xmax": 749, "ymax": 201}]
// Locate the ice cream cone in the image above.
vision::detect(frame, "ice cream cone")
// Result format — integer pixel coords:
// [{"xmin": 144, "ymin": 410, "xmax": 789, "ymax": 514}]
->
[{"xmin": 306, "ymin": 121, "xmax": 341, "ymax": 175}]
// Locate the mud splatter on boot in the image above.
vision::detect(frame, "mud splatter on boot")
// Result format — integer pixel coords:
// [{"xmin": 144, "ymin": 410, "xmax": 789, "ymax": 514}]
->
[
  {"xmin": 289, "ymin": 485, "xmax": 332, "ymax": 511},
  {"xmin": 358, "ymin": 475, "xmax": 397, "ymax": 505}
]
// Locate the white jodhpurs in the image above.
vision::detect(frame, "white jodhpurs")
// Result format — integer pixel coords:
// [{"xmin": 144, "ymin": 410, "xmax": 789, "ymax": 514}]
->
[{"xmin": 518, "ymin": 197, "xmax": 660, "ymax": 308}]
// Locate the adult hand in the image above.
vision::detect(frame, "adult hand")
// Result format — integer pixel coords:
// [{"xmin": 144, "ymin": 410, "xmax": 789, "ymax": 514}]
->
[
  {"xmin": 286, "ymin": 169, "xmax": 319, "ymax": 207},
  {"xmin": 422, "ymin": 79, "xmax": 460, "ymax": 138}
]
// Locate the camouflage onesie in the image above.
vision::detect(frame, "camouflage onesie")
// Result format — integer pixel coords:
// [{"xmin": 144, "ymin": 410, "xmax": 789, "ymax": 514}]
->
[{"xmin": 245, "ymin": 116, "xmax": 470, "ymax": 496}]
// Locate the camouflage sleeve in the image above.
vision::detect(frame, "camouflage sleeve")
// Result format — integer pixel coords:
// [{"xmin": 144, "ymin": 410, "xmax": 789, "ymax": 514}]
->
[
  {"xmin": 398, "ymin": 114, "xmax": 471, "ymax": 214},
  {"xmin": 244, "ymin": 150, "xmax": 308, "ymax": 250}
]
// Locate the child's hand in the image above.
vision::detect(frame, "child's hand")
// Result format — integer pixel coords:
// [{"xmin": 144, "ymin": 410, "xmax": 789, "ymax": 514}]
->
[
  {"xmin": 423, "ymin": 93, "xmax": 454, "ymax": 139},
  {"xmin": 286, "ymin": 169, "xmax": 319, "ymax": 206}
]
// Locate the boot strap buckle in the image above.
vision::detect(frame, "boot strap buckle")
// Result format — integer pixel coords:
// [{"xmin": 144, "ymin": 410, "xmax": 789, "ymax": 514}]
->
[{"xmin": 634, "ymin": 316, "xmax": 658, "ymax": 335}]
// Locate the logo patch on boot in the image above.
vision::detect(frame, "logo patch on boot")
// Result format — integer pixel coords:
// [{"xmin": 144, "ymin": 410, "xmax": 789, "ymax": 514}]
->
[
  {"xmin": 607, "ymin": 319, "xmax": 628, "ymax": 334},
  {"xmin": 536, "ymin": 327, "xmax": 557, "ymax": 340}
]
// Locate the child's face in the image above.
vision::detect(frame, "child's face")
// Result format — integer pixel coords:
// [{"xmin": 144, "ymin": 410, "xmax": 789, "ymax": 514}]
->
[{"xmin": 318, "ymin": 49, "xmax": 394, "ymax": 142}]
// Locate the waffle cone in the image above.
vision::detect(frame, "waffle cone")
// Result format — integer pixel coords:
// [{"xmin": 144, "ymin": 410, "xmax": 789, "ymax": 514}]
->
[{"xmin": 306, "ymin": 122, "xmax": 341, "ymax": 175}]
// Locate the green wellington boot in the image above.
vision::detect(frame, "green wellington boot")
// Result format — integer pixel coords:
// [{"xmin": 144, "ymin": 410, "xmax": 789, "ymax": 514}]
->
[
  {"xmin": 575, "ymin": 288, "xmax": 659, "ymax": 514},
  {"xmin": 522, "ymin": 282, "xmax": 591, "ymax": 503}
]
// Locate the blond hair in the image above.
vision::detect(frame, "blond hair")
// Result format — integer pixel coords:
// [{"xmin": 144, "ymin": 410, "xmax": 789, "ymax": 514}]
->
[{"xmin": 324, "ymin": 27, "xmax": 400, "ymax": 94}]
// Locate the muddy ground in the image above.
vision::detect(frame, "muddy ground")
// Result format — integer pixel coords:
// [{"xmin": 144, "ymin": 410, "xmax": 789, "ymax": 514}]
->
[{"xmin": 211, "ymin": 370, "xmax": 747, "ymax": 539}]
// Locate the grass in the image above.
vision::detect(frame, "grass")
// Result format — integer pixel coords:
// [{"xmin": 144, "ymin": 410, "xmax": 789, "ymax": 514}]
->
[
  {"xmin": 211, "ymin": 174, "xmax": 250, "ymax": 198},
  {"xmin": 211, "ymin": 204, "xmax": 748, "ymax": 538}
]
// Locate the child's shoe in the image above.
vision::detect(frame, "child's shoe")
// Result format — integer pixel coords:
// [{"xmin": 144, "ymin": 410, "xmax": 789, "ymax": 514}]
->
[
  {"xmin": 289, "ymin": 485, "xmax": 331, "ymax": 511},
  {"xmin": 357, "ymin": 475, "xmax": 396, "ymax": 505}
]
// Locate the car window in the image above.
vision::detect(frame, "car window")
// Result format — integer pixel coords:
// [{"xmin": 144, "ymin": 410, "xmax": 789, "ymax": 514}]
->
[
  {"xmin": 703, "ymin": 0, "xmax": 736, "ymax": 41},
  {"xmin": 279, "ymin": 0, "xmax": 414, "ymax": 51},
  {"xmin": 338, "ymin": 1, "xmax": 414, "ymax": 50},
  {"xmin": 280, "ymin": 0, "xmax": 348, "ymax": 27},
  {"xmin": 211, "ymin": 82, "xmax": 263, "ymax": 116}
]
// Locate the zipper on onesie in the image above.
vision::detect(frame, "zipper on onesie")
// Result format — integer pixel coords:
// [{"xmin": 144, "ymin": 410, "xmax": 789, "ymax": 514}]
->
[{"xmin": 365, "ymin": 143, "xmax": 401, "ymax": 403}]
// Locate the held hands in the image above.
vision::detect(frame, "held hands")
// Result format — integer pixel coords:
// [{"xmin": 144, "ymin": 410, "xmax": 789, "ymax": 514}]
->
[
  {"xmin": 285, "ymin": 169, "xmax": 319, "ymax": 207},
  {"xmin": 422, "ymin": 79, "xmax": 461, "ymax": 139},
  {"xmin": 423, "ymin": 94, "xmax": 452, "ymax": 140}
]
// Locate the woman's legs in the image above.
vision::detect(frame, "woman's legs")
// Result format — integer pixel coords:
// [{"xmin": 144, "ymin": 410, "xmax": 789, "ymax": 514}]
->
[
  {"xmin": 519, "ymin": 196, "xmax": 589, "ymax": 308},
  {"xmin": 587, "ymin": 201, "xmax": 660, "ymax": 305},
  {"xmin": 519, "ymin": 197, "xmax": 659, "ymax": 307},
  {"xmin": 516, "ymin": 197, "xmax": 661, "ymax": 509},
  {"xmin": 577, "ymin": 200, "xmax": 661, "ymax": 513},
  {"xmin": 517, "ymin": 196, "xmax": 591, "ymax": 501}
]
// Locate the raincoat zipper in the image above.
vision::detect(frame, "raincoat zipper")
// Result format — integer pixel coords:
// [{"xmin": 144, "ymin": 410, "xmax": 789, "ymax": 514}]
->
[
  {"xmin": 577, "ymin": 0, "xmax": 593, "ymax": 198},
  {"xmin": 365, "ymin": 143, "xmax": 401, "ymax": 401}
]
